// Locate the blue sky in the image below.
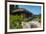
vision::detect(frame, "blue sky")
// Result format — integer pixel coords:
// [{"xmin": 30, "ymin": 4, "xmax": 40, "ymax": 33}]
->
[{"xmin": 18, "ymin": 5, "xmax": 41, "ymax": 15}]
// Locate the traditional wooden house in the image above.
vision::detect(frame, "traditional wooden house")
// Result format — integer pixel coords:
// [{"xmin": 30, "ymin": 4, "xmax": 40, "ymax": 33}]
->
[{"xmin": 10, "ymin": 8, "xmax": 33, "ymax": 18}]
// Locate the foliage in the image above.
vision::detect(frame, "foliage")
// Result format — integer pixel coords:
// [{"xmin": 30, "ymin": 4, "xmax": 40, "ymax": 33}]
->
[
  {"xmin": 10, "ymin": 15, "xmax": 24, "ymax": 29},
  {"xmin": 10, "ymin": 5, "xmax": 19, "ymax": 14}
]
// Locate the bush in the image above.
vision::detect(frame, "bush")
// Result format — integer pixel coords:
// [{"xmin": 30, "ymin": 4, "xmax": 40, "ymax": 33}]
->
[{"xmin": 10, "ymin": 15, "xmax": 24, "ymax": 29}]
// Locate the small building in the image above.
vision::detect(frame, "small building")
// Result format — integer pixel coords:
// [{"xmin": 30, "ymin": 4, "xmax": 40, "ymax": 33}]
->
[{"xmin": 10, "ymin": 8, "xmax": 33, "ymax": 19}]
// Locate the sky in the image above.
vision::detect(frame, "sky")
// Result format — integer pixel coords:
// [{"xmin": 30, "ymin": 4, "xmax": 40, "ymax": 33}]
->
[{"xmin": 18, "ymin": 5, "xmax": 41, "ymax": 15}]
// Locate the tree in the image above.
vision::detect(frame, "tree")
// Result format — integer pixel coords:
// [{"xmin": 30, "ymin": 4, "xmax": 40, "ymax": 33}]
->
[{"xmin": 10, "ymin": 5, "xmax": 19, "ymax": 14}]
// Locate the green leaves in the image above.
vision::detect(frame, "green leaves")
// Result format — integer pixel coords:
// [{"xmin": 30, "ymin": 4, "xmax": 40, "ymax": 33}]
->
[{"xmin": 10, "ymin": 15, "xmax": 23, "ymax": 29}]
